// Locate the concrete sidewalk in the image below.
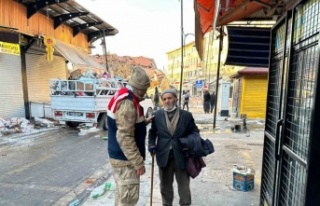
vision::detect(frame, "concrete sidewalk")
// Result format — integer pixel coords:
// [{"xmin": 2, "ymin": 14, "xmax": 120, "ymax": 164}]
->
[{"xmin": 80, "ymin": 123, "xmax": 264, "ymax": 206}]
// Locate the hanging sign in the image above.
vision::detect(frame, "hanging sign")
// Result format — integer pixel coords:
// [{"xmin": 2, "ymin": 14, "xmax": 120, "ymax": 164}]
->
[
  {"xmin": 195, "ymin": 80, "xmax": 203, "ymax": 91},
  {"xmin": 195, "ymin": 80, "xmax": 203, "ymax": 88},
  {"xmin": 44, "ymin": 36, "xmax": 56, "ymax": 61}
]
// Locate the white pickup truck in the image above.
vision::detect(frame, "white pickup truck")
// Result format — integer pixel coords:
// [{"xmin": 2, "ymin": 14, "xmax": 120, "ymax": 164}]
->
[{"xmin": 50, "ymin": 78, "xmax": 154, "ymax": 130}]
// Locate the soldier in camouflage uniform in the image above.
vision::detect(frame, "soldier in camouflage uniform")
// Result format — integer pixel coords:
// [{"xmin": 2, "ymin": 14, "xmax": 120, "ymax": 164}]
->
[{"xmin": 107, "ymin": 67, "xmax": 152, "ymax": 206}]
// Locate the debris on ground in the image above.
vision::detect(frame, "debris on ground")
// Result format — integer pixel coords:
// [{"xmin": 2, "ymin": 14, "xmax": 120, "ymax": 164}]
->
[
  {"xmin": 0, "ymin": 117, "xmax": 55, "ymax": 137},
  {"xmin": 33, "ymin": 117, "xmax": 55, "ymax": 128},
  {"xmin": 0, "ymin": 117, "xmax": 31, "ymax": 136},
  {"xmin": 78, "ymin": 126, "xmax": 100, "ymax": 136},
  {"xmin": 90, "ymin": 181, "xmax": 116, "ymax": 199}
]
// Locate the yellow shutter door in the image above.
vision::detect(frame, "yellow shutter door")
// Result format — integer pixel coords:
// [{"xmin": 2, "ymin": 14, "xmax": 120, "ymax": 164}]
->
[{"xmin": 240, "ymin": 75, "xmax": 268, "ymax": 119}]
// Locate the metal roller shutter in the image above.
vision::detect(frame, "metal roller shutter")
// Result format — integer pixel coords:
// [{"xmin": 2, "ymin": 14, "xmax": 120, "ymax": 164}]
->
[
  {"xmin": 241, "ymin": 76, "xmax": 268, "ymax": 118},
  {"xmin": 0, "ymin": 53, "xmax": 25, "ymax": 119},
  {"xmin": 26, "ymin": 53, "xmax": 67, "ymax": 103}
]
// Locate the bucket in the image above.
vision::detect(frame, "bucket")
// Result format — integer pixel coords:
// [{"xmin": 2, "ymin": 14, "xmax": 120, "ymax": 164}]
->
[{"xmin": 232, "ymin": 165, "xmax": 255, "ymax": 192}]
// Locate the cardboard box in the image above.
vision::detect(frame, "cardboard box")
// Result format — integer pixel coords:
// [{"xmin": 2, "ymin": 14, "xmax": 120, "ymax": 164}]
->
[
  {"xmin": 76, "ymin": 81, "xmax": 93, "ymax": 91},
  {"xmin": 233, "ymin": 172, "xmax": 254, "ymax": 192}
]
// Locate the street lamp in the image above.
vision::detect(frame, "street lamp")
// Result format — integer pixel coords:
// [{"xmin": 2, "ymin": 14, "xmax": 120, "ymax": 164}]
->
[
  {"xmin": 179, "ymin": 31, "xmax": 195, "ymax": 107},
  {"xmin": 183, "ymin": 33, "xmax": 195, "ymax": 55},
  {"xmin": 178, "ymin": 0, "xmax": 196, "ymax": 107}
]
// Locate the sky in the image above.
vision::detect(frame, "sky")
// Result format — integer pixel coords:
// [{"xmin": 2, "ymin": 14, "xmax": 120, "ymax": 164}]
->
[{"xmin": 76, "ymin": 0, "xmax": 195, "ymax": 71}]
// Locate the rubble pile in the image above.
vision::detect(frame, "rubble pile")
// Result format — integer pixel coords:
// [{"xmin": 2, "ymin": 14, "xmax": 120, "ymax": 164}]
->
[
  {"xmin": 0, "ymin": 117, "xmax": 54, "ymax": 136},
  {"xmin": 0, "ymin": 117, "xmax": 30, "ymax": 136}
]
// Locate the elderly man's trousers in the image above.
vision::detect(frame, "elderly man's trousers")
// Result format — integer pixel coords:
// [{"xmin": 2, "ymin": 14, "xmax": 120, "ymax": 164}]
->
[{"xmin": 159, "ymin": 156, "xmax": 191, "ymax": 206}]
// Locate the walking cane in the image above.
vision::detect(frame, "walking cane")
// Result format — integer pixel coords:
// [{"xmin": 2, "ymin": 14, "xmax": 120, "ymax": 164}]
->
[{"xmin": 150, "ymin": 152, "xmax": 155, "ymax": 206}]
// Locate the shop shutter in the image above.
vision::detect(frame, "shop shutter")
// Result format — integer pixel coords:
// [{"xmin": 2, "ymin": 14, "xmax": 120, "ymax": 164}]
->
[
  {"xmin": 26, "ymin": 53, "xmax": 67, "ymax": 103},
  {"xmin": 240, "ymin": 76, "xmax": 268, "ymax": 118},
  {"xmin": 0, "ymin": 53, "xmax": 25, "ymax": 119}
]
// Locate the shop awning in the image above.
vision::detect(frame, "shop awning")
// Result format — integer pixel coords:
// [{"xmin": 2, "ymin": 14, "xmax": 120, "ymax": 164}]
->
[
  {"xmin": 54, "ymin": 39, "xmax": 103, "ymax": 69},
  {"xmin": 194, "ymin": 0, "xmax": 275, "ymax": 35},
  {"xmin": 27, "ymin": 39, "xmax": 103, "ymax": 70},
  {"xmin": 194, "ymin": 0, "xmax": 283, "ymax": 59},
  {"xmin": 231, "ymin": 67, "xmax": 269, "ymax": 78},
  {"xmin": 16, "ymin": 0, "xmax": 118, "ymax": 42}
]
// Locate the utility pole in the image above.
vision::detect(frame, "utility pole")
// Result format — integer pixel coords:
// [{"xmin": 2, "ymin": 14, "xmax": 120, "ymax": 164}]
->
[
  {"xmin": 102, "ymin": 29, "xmax": 108, "ymax": 72},
  {"xmin": 178, "ymin": 0, "xmax": 184, "ymax": 108},
  {"xmin": 213, "ymin": 26, "xmax": 223, "ymax": 129}
]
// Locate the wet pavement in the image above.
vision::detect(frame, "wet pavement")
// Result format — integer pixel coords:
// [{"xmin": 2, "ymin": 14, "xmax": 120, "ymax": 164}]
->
[
  {"xmin": 0, "ymin": 127, "xmax": 110, "ymax": 206},
  {"xmin": 0, "ymin": 105, "xmax": 266, "ymax": 206},
  {"xmin": 79, "ymin": 111, "xmax": 265, "ymax": 206}
]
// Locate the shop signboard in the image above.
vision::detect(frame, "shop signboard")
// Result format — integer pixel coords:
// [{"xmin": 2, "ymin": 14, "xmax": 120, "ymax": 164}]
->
[
  {"xmin": 0, "ymin": 41, "xmax": 20, "ymax": 56},
  {"xmin": 196, "ymin": 80, "xmax": 203, "ymax": 91}
]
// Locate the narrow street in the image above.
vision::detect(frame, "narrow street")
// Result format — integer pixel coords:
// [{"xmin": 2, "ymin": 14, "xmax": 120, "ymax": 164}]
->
[
  {"xmin": 0, "ymin": 111, "xmax": 265, "ymax": 206},
  {"xmin": 82, "ymin": 120, "xmax": 265, "ymax": 206},
  {"xmin": 0, "ymin": 127, "xmax": 109, "ymax": 206}
]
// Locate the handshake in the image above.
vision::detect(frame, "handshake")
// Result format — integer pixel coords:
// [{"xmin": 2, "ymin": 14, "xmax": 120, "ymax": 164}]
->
[{"xmin": 148, "ymin": 145, "xmax": 156, "ymax": 155}]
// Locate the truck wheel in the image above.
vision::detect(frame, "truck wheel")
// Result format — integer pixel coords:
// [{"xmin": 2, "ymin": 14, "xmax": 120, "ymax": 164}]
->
[
  {"xmin": 66, "ymin": 121, "xmax": 80, "ymax": 128},
  {"xmin": 102, "ymin": 115, "xmax": 108, "ymax": 131},
  {"xmin": 98, "ymin": 113, "xmax": 108, "ymax": 131}
]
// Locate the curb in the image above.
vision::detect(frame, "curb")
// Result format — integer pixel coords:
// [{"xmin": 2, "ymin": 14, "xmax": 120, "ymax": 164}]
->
[{"xmin": 53, "ymin": 163, "xmax": 113, "ymax": 206}]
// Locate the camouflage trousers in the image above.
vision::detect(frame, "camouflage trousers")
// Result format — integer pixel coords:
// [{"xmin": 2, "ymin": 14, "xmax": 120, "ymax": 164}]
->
[{"xmin": 113, "ymin": 165, "xmax": 140, "ymax": 206}]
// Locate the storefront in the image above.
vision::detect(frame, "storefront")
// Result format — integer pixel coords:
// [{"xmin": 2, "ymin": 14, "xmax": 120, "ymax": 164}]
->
[
  {"xmin": 25, "ymin": 39, "xmax": 104, "ymax": 118},
  {"xmin": 0, "ymin": 0, "xmax": 118, "ymax": 120},
  {"xmin": 0, "ymin": 31, "xmax": 25, "ymax": 119},
  {"xmin": 25, "ymin": 40, "xmax": 68, "ymax": 118}
]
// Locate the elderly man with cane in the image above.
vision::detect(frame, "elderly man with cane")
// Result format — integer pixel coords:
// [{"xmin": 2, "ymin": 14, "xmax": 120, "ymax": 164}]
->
[{"xmin": 148, "ymin": 89, "xmax": 199, "ymax": 206}]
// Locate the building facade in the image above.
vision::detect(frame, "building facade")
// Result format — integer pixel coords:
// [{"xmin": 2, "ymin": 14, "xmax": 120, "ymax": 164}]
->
[
  {"xmin": 166, "ymin": 41, "xmax": 202, "ymax": 95},
  {"xmin": 0, "ymin": 0, "xmax": 117, "ymax": 119},
  {"xmin": 166, "ymin": 30, "xmax": 241, "ymax": 97}
]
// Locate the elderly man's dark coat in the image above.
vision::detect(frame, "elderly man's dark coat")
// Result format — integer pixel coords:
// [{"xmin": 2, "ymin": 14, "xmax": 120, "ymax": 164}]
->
[
  {"xmin": 148, "ymin": 109, "xmax": 199, "ymax": 169},
  {"xmin": 179, "ymin": 132, "xmax": 214, "ymax": 157}
]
